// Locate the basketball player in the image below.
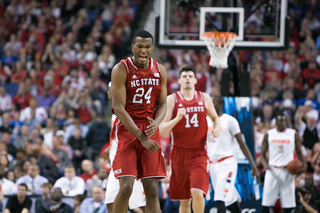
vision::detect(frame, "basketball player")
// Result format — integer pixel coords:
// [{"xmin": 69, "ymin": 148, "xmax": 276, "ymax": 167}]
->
[
  {"xmin": 110, "ymin": 30, "xmax": 167, "ymax": 213},
  {"xmin": 207, "ymin": 96, "xmax": 260, "ymax": 213},
  {"xmin": 159, "ymin": 67, "xmax": 220, "ymax": 213},
  {"xmin": 261, "ymin": 112, "xmax": 306, "ymax": 213},
  {"xmin": 101, "ymin": 83, "xmax": 146, "ymax": 213}
]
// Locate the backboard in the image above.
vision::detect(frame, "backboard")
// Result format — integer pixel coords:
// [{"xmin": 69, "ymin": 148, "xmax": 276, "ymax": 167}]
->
[{"xmin": 155, "ymin": 0, "xmax": 289, "ymax": 50}]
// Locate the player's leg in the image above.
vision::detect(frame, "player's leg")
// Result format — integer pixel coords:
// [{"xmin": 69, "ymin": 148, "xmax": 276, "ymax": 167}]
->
[
  {"xmin": 105, "ymin": 169, "xmax": 119, "ymax": 213},
  {"xmin": 215, "ymin": 201, "xmax": 226, "ymax": 213},
  {"xmin": 141, "ymin": 178, "xmax": 161, "ymax": 213},
  {"xmin": 227, "ymin": 201, "xmax": 241, "ymax": 213},
  {"xmin": 179, "ymin": 200, "xmax": 192, "ymax": 213},
  {"xmin": 106, "ymin": 204, "xmax": 113, "ymax": 213},
  {"xmin": 262, "ymin": 169, "xmax": 280, "ymax": 210},
  {"xmin": 112, "ymin": 176, "xmax": 135, "ymax": 213},
  {"xmin": 279, "ymin": 170, "xmax": 296, "ymax": 211},
  {"xmin": 190, "ymin": 189, "xmax": 205, "ymax": 213}
]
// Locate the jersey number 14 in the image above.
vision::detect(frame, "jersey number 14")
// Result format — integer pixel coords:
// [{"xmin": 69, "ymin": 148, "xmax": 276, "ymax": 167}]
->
[
  {"xmin": 185, "ymin": 113, "xmax": 199, "ymax": 128},
  {"xmin": 133, "ymin": 87, "xmax": 153, "ymax": 104}
]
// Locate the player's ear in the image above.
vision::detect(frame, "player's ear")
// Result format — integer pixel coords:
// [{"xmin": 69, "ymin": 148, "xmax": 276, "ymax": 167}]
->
[
  {"xmin": 178, "ymin": 78, "xmax": 181, "ymax": 85},
  {"xmin": 131, "ymin": 44, "xmax": 134, "ymax": 52},
  {"xmin": 194, "ymin": 77, "xmax": 197, "ymax": 84}
]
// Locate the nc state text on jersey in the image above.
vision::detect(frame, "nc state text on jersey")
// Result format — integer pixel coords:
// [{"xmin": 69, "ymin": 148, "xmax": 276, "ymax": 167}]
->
[
  {"xmin": 186, "ymin": 106, "xmax": 205, "ymax": 113},
  {"xmin": 130, "ymin": 78, "xmax": 160, "ymax": 88}
]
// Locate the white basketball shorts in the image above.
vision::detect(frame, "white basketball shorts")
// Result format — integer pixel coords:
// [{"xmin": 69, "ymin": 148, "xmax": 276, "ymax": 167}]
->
[
  {"xmin": 105, "ymin": 169, "xmax": 146, "ymax": 209},
  {"xmin": 209, "ymin": 156, "xmax": 241, "ymax": 206},
  {"xmin": 262, "ymin": 167, "xmax": 296, "ymax": 208}
]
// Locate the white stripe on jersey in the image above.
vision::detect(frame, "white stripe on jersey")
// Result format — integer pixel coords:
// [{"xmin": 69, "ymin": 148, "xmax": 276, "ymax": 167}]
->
[
  {"xmin": 267, "ymin": 128, "xmax": 295, "ymax": 167},
  {"xmin": 109, "ymin": 114, "xmax": 120, "ymax": 165}
]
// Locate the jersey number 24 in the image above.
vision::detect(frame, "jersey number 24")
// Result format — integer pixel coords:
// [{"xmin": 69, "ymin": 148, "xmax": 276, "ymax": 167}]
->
[{"xmin": 133, "ymin": 87, "xmax": 153, "ymax": 104}]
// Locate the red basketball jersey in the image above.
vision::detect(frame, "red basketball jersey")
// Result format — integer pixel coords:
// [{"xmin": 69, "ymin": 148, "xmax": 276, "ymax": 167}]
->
[
  {"xmin": 171, "ymin": 91, "xmax": 208, "ymax": 149},
  {"xmin": 121, "ymin": 57, "xmax": 162, "ymax": 122}
]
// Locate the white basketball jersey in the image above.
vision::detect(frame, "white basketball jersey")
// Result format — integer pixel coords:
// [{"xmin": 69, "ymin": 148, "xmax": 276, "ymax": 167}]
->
[
  {"xmin": 207, "ymin": 114, "xmax": 241, "ymax": 160},
  {"xmin": 267, "ymin": 128, "xmax": 296, "ymax": 167},
  {"xmin": 109, "ymin": 114, "xmax": 119, "ymax": 165}
]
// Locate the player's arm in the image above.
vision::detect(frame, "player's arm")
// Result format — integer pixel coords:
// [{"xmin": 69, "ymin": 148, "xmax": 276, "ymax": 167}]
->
[
  {"xmin": 235, "ymin": 133, "xmax": 260, "ymax": 182},
  {"xmin": 159, "ymin": 94, "xmax": 185, "ymax": 136},
  {"xmin": 145, "ymin": 64, "xmax": 167, "ymax": 137},
  {"xmin": 260, "ymin": 133, "xmax": 271, "ymax": 171},
  {"xmin": 295, "ymin": 132, "xmax": 307, "ymax": 171},
  {"xmin": 203, "ymin": 93, "xmax": 220, "ymax": 137},
  {"xmin": 111, "ymin": 62, "xmax": 158, "ymax": 152}
]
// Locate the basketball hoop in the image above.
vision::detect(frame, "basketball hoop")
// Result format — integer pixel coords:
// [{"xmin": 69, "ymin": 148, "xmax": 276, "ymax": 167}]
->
[{"xmin": 202, "ymin": 32, "xmax": 237, "ymax": 69}]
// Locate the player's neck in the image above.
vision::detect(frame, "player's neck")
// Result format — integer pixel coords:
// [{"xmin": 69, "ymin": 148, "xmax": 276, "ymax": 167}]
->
[
  {"xmin": 132, "ymin": 56, "xmax": 150, "ymax": 69},
  {"xmin": 180, "ymin": 89, "xmax": 195, "ymax": 100}
]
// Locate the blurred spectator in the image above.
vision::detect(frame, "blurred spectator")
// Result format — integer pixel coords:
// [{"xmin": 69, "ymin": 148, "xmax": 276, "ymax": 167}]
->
[
  {"xmin": 37, "ymin": 88, "xmax": 56, "ymax": 110},
  {"xmin": 35, "ymin": 183, "xmax": 52, "ymax": 213},
  {"xmin": 20, "ymin": 97, "xmax": 48, "ymax": 123},
  {"xmin": 80, "ymin": 159, "xmax": 96, "ymax": 183},
  {"xmin": 301, "ymin": 59, "xmax": 320, "ymax": 89},
  {"xmin": 86, "ymin": 167, "xmax": 109, "ymax": 194},
  {"xmin": 13, "ymin": 125, "xmax": 29, "ymax": 150},
  {"xmin": 0, "ymin": 166, "xmax": 16, "ymax": 195},
  {"xmin": 64, "ymin": 118, "xmax": 88, "ymax": 144},
  {"xmin": 0, "ymin": 85, "xmax": 12, "ymax": 113},
  {"xmin": 56, "ymin": 130, "xmax": 73, "ymax": 159},
  {"xmin": 296, "ymin": 107, "xmax": 320, "ymax": 149},
  {"xmin": 1, "ymin": 132, "xmax": 17, "ymax": 157},
  {"xmin": 71, "ymin": 90, "xmax": 93, "ymax": 124},
  {"xmin": 37, "ymin": 187, "xmax": 73, "ymax": 213},
  {"xmin": 73, "ymin": 194, "xmax": 86, "ymax": 213},
  {"xmin": 53, "ymin": 165, "xmax": 85, "ymax": 196},
  {"xmin": 1, "ymin": 49, "xmax": 18, "ymax": 67},
  {"xmin": 79, "ymin": 186, "xmax": 107, "ymax": 213},
  {"xmin": 4, "ymin": 34, "xmax": 22, "ymax": 57},
  {"xmin": 86, "ymin": 114, "xmax": 110, "ymax": 162},
  {"xmin": 194, "ymin": 63, "xmax": 212, "ymax": 95},
  {"xmin": 0, "ymin": 113, "xmax": 14, "ymax": 135},
  {"xmin": 15, "ymin": 164, "xmax": 48, "ymax": 195},
  {"xmin": 52, "ymin": 136, "xmax": 70, "ymax": 175},
  {"xmin": 24, "ymin": 108, "xmax": 42, "ymax": 131},
  {"xmin": 12, "ymin": 83, "xmax": 32, "ymax": 110},
  {"xmin": 295, "ymin": 187, "xmax": 319, "ymax": 213},
  {"xmin": 67, "ymin": 128, "xmax": 85, "ymax": 173},
  {"xmin": 34, "ymin": 145, "xmax": 56, "ymax": 183},
  {"xmin": 11, "ymin": 61, "xmax": 27, "ymax": 83},
  {"xmin": 5, "ymin": 183, "xmax": 32, "ymax": 213},
  {"xmin": 255, "ymin": 104, "xmax": 275, "ymax": 126}
]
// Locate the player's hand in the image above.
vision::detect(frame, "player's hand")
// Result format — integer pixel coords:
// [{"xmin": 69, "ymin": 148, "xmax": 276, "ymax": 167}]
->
[
  {"xmin": 262, "ymin": 164, "xmax": 272, "ymax": 172},
  {"xmin": 100, "ymin": 147, "xmax": 110, "ymax": 161},
  {"xmin": 210, "ymin": 128, "xmax": 220, "ymax": 138},
  {"xmin": 252, "ymin": 167, "xmax": 261, "ymax": 183},
  {"xmin": 141, "ymin": 138, "xmax": 159, "ymax": 153},
  {"xmin": 145, "ymin": 117, "xmax": 158, "ymax": 137},
  {"xmin": 298, "ymin": 192, "xmax": 304, "ymax": 203},
  {"xmin": 176, "ymin": 108, "xmax": 186, "ymax": 120}
]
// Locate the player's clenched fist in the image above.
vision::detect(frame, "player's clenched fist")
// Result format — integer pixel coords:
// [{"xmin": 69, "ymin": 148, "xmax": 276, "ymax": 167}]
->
[
  {"xmin": 210, "ymin": 128, "xmax": 220, "ymax": 138},
  {"xmin": 176, "ymin": 108, "xmax": 186, "ymax": 120}
]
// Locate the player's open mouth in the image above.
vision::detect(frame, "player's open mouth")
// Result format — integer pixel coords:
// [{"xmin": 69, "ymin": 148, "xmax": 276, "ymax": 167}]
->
[{"xmin": 139, "ymin": 55, "xmax": 147, "ymax": 62}]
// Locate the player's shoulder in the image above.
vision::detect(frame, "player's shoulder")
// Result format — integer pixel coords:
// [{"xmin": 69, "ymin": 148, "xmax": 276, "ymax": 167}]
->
[
  {"xmin": 286, "ymin": 128, "xmax": 296, "ymax": 134},
  {"xmin": 267, "ymin": 128, "xmax": 276, "ymax": 134}
]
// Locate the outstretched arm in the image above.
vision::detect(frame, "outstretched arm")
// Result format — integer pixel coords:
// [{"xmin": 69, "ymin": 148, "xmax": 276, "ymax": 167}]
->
[
  {"xmin": 235, "ymin": 133, "xmax": 260, "ymax": 182},
  {"xmin": 295, "ymin": 132, "xmax": 307, "ymax": 171},
  {"xmin": 203, "ymin": 93, "xmax": 220, "ymax": 137},
  {"xmin": 260, "ymin": 134, "xmax": 270, "ymax": 172}
]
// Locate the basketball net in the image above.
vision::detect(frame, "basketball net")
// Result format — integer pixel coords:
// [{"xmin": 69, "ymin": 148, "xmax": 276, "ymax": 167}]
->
[{"xmin": 202, "ymin": 32, "xmax": 237, "ymax": 69}]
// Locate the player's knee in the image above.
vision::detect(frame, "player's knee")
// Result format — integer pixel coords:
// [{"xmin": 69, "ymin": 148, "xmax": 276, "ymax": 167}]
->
[
  {"xmin": 180, "ymin": 200, "xmax": 191, "ymax": 209},
  {"xmin": 142, "ymin": 179, "xmax": 159, "ymax": 199},
  {"xmin": 191, "ymin": 189, "xmax": 204, "ymax": 202},
  {"xmin": 119, "ymin": 180, "xmax": 134, "ymax": 196}
]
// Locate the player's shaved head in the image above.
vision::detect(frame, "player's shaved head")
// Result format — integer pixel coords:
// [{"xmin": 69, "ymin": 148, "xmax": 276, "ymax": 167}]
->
[{"xmin": 132, "ymin": 30, "xmax": 153, "ymax": 44}]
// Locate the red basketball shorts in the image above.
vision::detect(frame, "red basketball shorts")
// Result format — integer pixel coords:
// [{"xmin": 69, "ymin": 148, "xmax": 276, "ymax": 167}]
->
[
  {"xmin": 112, "ymin": 121, "xmax": 166, "ymax": 180},
  {"xmin": 169, "ymin": 148, "xmax": 209, "ymax": 200}
]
